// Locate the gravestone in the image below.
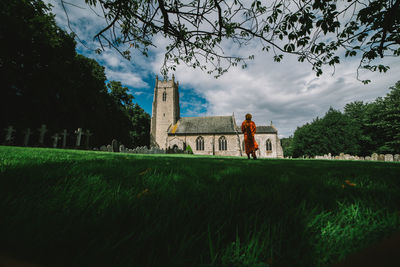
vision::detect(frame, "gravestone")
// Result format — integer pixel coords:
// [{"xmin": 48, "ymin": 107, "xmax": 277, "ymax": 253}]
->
[
  {"xmin": 112, "ymin": 139, "xmax": 119, "ymax": 152},
  {"xmin": 23, "ymin": 128, "xmax": 32, "ymax": 146},
  {"xmin": 394, "ymin": 154, "xmax": 400, "ymax": 162},
  {"xmin": 378, "ymin": 154, "xmax": 385, "ymax": 161},
  {"xmin": 359, "ymin": 156, "xmax": 364, "ymax": 160},
  {"xmin": 37, "ymin": 124, "xmax": 48, "ymax": 146},
  {"xmin": 107, "ymin": 144, "xmax": 112, "ymax": 152},
  {"xmin": 384, "ymin": 154, "xmax": 393, "ymax": 162},
  {"xmin": 75, "ymin": 128, "xmax": 85, "ymax": 147},
  {"xmin": 100, "ymin": 145, "xmax": 107, "ymax": 151},
  {"xmin": 60, "ymin": 129, "xmax": 69, "ymax": 148},
  {"xmin": 339, "ymin": 153, "xmax": 345, "ymax": 160},
  {"xmin": 119, "ymin": 144, "xmax": 125, "ymax": 153},
  {"xmin": 365, "ymin": 156, "xmax": 371, "ymax": 161},
  {"xmin": 371, "ymin": 153, "xmax": 378, "ymax": 161},
  {"xmin": 51, "ymin": 133, "xmax": 61, "ymax": 148},
  {"xmin": 354, "ymin": 156, "xmax": 359, "ymax": 160},
  {"xmin": 344, "ymin": 154, "xmax": 351, "ymax": 160},
  {"xmin": 84, "ymin": 129, "xmax": 93, "ymax": 149},
  {"xmin": 328, "ymin": 153, "xmax": 331, "ymax": 159},
  {"xmin": 4, "ymin": 126, "xmax": 16, "ymax": 144}
]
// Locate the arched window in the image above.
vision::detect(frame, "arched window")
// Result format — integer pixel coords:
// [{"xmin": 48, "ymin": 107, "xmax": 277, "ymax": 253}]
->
[
  {"xmin": 162, "ymin": 91, "xmax": 167, "ymax": 101},
  {"xmin": 266, "ymin": 139, "xmax": 272, "ymax": 152},
  {"xmin": 196, "ymin": 136, "xmax": 204, "ymax": 151},
  {"xmin": 219, "ymin": 136, "xmax": 227, "ymax": 151},
  {"xmin": 242, "ymin": 140, "xmax": 245, "ymax": 151}
]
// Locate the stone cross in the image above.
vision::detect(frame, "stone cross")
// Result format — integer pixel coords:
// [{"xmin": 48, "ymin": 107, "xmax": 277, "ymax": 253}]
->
[
  {"xmin": 84, "ymin": 129, "xmax": 93, "ymax": 148},
  {"xmin": 74, "ymin": 128, "xmax": 85, "ymax": 147},
  {"xmin": 51, "ymin": 133, "xmax": 61, "ymax": 148},
  {"xmin": 37, "ymin": 124, "xmax": 48, "ymax": 145},
  {"xmin": 23, "ymin": 128, "xmax": 32, "ymax": 146},
  {"xmin": 60, "ymin": 129, "xmax": 69, "ymax": 148},
  {"xmin": 4, "ymin": 126, "xmax": 16, "ymax": 143}
]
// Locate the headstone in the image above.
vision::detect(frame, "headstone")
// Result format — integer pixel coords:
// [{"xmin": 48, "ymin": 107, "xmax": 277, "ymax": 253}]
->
[
  {"xmin": 112, "ymin": 139, "xmax": 119, "ymax": 152},
  {"xmin": 359, "ymin": 156, "xmax": 364, "ymax": 161},
  {"xmin": 107, "ymin": 144, "xmax": 112, "ymax": 152},
  {"xmin": 384, "ymin": 154, "xmax": 393, "ymax": 162},
  {"xmin": 339, "ymin": 153, "xmax": 345, "ymax": 160},
  {"xmin": 378, "ymin": 154, "xmax": 385, "ymax": 161},
  {"xmin": 354, "ymin": 156, "xmax": 359, "ymax": 160},
  {"xmin": 371, "ymin": 153, "xmax": 378, "ymax": 161},
  {"xmin": 328, "ymin": 153, "xmax": 332, "ymax": 159},
  {"xmin": 394, "ymin": 154, "xmax": 400, "ymax": 162},
  {"xmin": 37, "ymin": 124, "xmax": 47, "ymax": 146},
  {"xmin": 84, "ymin": 129, "xmax": 93, "ymax": 149},
  {"xmin": 60, "ymin": 129, "xmax": 69, "ymax": 148},
  {"xmin": 119, "ymin": 144, "xmax": 125, "ymax": 153},
  {"xmin": 344, "ymin": 154, "xmax": 351, "ymax": 160},
  {"xmin": 365, "ymin": 156, "xmax": 371, "ymax": 161},
  {"xmin": 4, "ymin": 126, "xmax": 16, "ymax": 144},
  {"xmin": 51, "ymin": 133, "xmax": 61, "ymax": 148},
  {"xmin": 23, "ymin": 128, "xmax": 32, "ymax": 146},
  {"xmin": 100, "ymin": 145, "xmax": 107, "ymax": 151},
  {"xmin": 335, "ymin": 156, "xmax": 340, "ymax": 160},
  {"xmin": 74, "ymin": 128, "xmax": 85, "ymax": 147}
]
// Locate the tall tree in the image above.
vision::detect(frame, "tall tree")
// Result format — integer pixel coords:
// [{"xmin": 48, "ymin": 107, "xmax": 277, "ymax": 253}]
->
[
  {"xmin": 292, "ymin": 108, "xmax": 361, "ymax": 157},
  {"xmin": 63, "ymin": 0, "xmax": 399, "ymax": 81}
]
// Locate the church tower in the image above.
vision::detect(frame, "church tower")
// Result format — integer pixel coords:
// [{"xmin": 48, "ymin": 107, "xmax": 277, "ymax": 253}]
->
[{"xmin": 150, "ymin": 75, "xmax": 180, "ymax": 148}]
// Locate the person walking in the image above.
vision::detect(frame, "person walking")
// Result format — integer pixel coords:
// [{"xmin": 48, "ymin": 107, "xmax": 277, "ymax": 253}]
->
[{"xmin": 241, "ymin": 113, "xmax": 258, "ymax": 159}]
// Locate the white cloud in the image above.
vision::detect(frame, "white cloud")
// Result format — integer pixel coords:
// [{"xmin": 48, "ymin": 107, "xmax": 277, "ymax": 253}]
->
[{"xmin": 46, "ymin": 0, "xmax": 400, "ymax": 137}]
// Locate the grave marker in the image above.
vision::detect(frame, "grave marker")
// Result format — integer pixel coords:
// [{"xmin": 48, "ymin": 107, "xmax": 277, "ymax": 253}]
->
[{"xmin": 37, "ymin": 124, "xmax": 47, "ymax": 145}]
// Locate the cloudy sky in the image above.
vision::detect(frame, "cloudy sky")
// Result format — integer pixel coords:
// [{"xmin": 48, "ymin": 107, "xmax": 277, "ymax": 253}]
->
[{"xmin": 45, "ymin": 0, "xmax": 400, "ymax": 138}]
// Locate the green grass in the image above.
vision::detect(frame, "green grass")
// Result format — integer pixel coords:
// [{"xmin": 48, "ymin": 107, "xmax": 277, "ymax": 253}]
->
[{"xmin": 0, "ymin": 145, "xmax": 399, "ymax": 267}]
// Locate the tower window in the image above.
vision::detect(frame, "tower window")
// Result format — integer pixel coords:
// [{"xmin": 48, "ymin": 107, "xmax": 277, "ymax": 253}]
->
[
  {"xmin": 196, "ymin": 136, "xmax": 204, "ymax": 151},
  {"xmin": 162, "ymin": 91, "xmax": 167, "ymax": 101},
  {"xmin": 219, "ymin": 136, "xmax": 227, "ymax": 151},
  {"xmin": 266, "ymin": 139, "xmax": 272, "ymax": 151}
]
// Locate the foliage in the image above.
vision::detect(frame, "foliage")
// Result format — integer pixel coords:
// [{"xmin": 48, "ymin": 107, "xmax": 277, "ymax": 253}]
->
[
  {"xmin": 0, "ymin": 0, "xmax": 150, "ymax": 148},
  {"xmin": 280, "ymin": 136, "xmax": 293, "ymax": 157},
  {"xmin": 62, "ymin": 0, "xmax": 400, "ymax": 81},
  {"xmin": 185, "ymin": 144, "xmax": 193, "ymax": 154},
  {"xmin": 292, "ymin": 108, "xmax": 361, "ymax": 157}
]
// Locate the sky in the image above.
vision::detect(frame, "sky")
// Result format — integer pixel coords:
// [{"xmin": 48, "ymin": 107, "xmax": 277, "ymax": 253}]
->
[{"xmin": 45, "ymin": 0, "xmax": 400, "ymax": 138}]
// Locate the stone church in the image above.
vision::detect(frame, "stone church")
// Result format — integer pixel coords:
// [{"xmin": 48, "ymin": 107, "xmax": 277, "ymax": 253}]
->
[{"xmin": 150, "ymin": 75, "xmax": 284, "ymax": 158}]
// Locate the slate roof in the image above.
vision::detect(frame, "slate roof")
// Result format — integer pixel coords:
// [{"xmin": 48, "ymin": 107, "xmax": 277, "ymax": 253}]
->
[
  {"xmin": 168, "ymin": 116, "xmax": 278, "ymax": 135},
  {"xmin": 168, "ymin": 116, "xmax": 237, "ymax": 135},
  {"xmin": 234, "ymin": 125, "xmax": 277, "ymax": 133}
]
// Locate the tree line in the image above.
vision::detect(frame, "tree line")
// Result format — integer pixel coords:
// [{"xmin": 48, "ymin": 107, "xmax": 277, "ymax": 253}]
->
[
  {"xmin": 0, "ymin": 0, "xmax": 150, "ymax": 148},
  {"xmin": 282, "ymin": 81, "xmax": 400, "ymax": 157}
]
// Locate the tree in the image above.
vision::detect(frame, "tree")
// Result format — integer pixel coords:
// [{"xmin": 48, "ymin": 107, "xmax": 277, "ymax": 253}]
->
[
  {"xmin": 280, "ymin": 136, "xmax": 294, "ymax": 157},
  {"xmin": 292, "ymin": 108, "xmax": 361, "ymax": 157},
  {"xmin": 0, "ymin": 0, "xmax": 150, "ymax": 148},
  {"xmin": 63, "ymin": 0, "xmax": 399, "ymax": 81}
]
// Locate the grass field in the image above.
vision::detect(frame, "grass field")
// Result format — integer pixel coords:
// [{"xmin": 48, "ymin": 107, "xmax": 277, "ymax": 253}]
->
[{"xmin": 0, "ymin": 145, "xmax": 399, "ymax": 267}]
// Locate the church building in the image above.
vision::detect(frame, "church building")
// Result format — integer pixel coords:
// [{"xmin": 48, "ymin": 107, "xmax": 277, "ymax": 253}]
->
[{"xmin": 150, "ymin": 75, "xmax": 284, "ymax": 158}]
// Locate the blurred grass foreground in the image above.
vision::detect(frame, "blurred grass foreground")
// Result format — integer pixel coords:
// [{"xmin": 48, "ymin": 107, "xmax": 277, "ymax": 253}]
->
[{"xmin": 0, "ymin": 146, "xmax": 399, "ymax": 266}]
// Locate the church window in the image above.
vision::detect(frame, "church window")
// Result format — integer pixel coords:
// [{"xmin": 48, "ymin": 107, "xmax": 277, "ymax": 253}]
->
[
  {"xmin": 266, "ymin": 139, "xmax": 272, "ymax": 151},
  {"xmin": 219, "ymin": 136, "xmax": 227, "ymax": 151},
  {"xmin": 162, "ymin": 91, "xmax": 167, "ymax": 101},
  {"xmin": 196, "ymin": 136, "xmax": 204, "ymax": 151}
]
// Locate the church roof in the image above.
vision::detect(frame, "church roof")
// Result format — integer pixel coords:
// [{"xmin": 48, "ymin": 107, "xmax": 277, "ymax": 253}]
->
[
  {"xmin": 168, "ymin": 115, "xmax": 278, "ymax": 135},
  {"xmin": 233, "ymin": 125, "xmax": 277, "ymax": 133},
  {"xmin": 168, "ymin": 116, "xmax": 236, "ymax": 135}
]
